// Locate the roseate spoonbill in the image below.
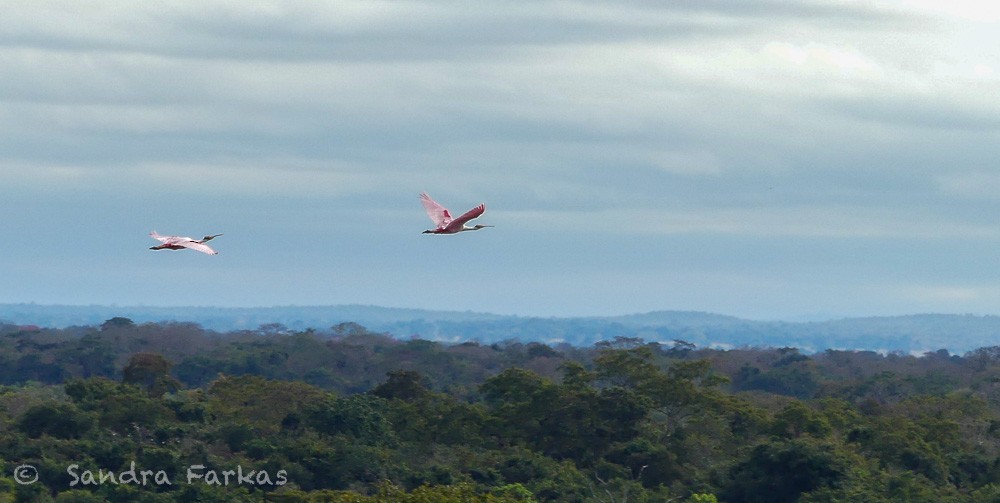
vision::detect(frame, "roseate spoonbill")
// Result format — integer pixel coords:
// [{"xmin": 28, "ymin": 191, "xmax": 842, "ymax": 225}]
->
[
  {"xmin": 149, "ymin": 231, "xmax": 222, "ymax": 255},
  {"xmin": 420, "ymin": 192, "xmax": 493, "ymax": 234}
]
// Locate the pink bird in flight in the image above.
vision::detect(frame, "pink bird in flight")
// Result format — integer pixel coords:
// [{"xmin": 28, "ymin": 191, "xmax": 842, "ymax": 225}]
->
[
  {"xmin": 420, "ymin": 192, "xmax": 493, "ymax": 234},
  {"xmin": 149, "ymin": 231, "xmax": 223, "ymax": 255}
]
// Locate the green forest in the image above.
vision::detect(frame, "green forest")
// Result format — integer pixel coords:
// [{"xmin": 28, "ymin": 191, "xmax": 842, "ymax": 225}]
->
[{"xmin": 4, "ymin": 318, "xmax": 1000, "ymax": 501}]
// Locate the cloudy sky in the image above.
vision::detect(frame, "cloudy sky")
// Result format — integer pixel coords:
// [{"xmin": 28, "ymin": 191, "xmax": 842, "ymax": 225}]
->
[{"xmin": 2, "ymin": 1, "xmax": 1000, "ymax": 321}]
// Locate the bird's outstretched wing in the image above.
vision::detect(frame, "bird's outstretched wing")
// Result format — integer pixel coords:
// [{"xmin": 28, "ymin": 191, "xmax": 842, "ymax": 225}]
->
[
  {"xmin": 149, "ymin": 231, "xmax": 171, "ymax": 244},
  {"xmin": 444, "ymin": 203, "xmax": 486, "ymax": 232},
  {"xmin": 151, "ymin": 231, "xmax": 196, "ymax": 244},
  {"xmin": 420, "ymin": 192, "xmax": 452, "ymax": 228},
  {"xmin": 177, "ymin": 240, "xmax": 219, "ymax": 255}
]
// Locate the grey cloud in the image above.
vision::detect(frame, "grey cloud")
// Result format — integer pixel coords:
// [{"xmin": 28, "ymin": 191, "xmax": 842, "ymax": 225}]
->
[
  {"xmin": 821, "ymin": 95, "xmax": 1000, "ymax": 132},
  {"xmin": 0, "ymin": 1, "xmax": 916, "ymax": 63}
]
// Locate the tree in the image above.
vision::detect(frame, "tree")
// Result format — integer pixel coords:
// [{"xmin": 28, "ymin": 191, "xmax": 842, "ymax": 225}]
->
[
  {"xmin": 207, "ymin": 374, "xmax": 328, "ymax": 435},
  {"xmin": 306, "ymin": 394, "xmax": 396, "ymax": 446},
  {"xmin": 594, "ymin": 347, "xmax": 724, "ymax": 433},
  {"xmin": 69, "ymin": 333, "xmax": 116, "ymax": 378},
  {"xmin": 100, "ymin": 317, "xmax": 135, "ymax": 331},
  {"xmin": 370, "ymin": 370, "xmax": 430, "ymax": 401},
  {"xmin": 17, "ymin": 402, "xmax": 94, "ymax": 439},
  {"xmin": 122, "ymin": 352, "xmax": 180, "ymax": 396},
  {"xmin": 65, "ymin": 376, "xmax": 173, "ymax": 433},
  {"xmin": 481, "ymin": 366, "xmax": 649, "ymax": 462},
  {"xmin": 771, "ymin": 401, "xmax": 832, "ymax": 439},
  {"xmin": 723, "ymin": 439, "xmax": 848, "ymax": 503}
]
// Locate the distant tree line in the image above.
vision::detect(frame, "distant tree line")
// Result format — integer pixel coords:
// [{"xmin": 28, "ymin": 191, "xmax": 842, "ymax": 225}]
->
[{"xmin": 4, "ymin": 319, "xmax": 1000, "ymax": 501}]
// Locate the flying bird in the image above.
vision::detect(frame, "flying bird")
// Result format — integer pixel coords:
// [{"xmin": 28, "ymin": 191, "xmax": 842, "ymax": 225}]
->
[
  {"xmin": 420, "ymin": 192, "xmax": 493, "ymax": 234},
  {"xmin": 149, "ymin": 232, "xmax": 222, "ymax": 255}
]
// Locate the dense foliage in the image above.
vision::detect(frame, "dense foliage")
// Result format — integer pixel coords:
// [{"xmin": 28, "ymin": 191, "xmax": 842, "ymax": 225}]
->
[{"xmin": 3, "ymin": 319, "xmax": 1000, "ymax": 501}]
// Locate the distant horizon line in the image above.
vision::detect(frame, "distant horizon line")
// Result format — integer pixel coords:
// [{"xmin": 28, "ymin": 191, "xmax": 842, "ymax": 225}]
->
[{"xmin": 2, "ymin": 301, "xmax": 998, "ymax": 324}]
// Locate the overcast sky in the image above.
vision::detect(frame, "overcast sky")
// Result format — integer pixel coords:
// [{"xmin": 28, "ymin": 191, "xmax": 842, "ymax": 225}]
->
[{"xmin": 3, "ymin": 1, "xmax": 1000, "ymax": 321}]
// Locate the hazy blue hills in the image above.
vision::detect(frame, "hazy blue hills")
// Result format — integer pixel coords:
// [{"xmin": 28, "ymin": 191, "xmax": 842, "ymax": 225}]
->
[{"xmin": 2, "ymin": 303, "xmax": 1000, "ymax": 353}]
